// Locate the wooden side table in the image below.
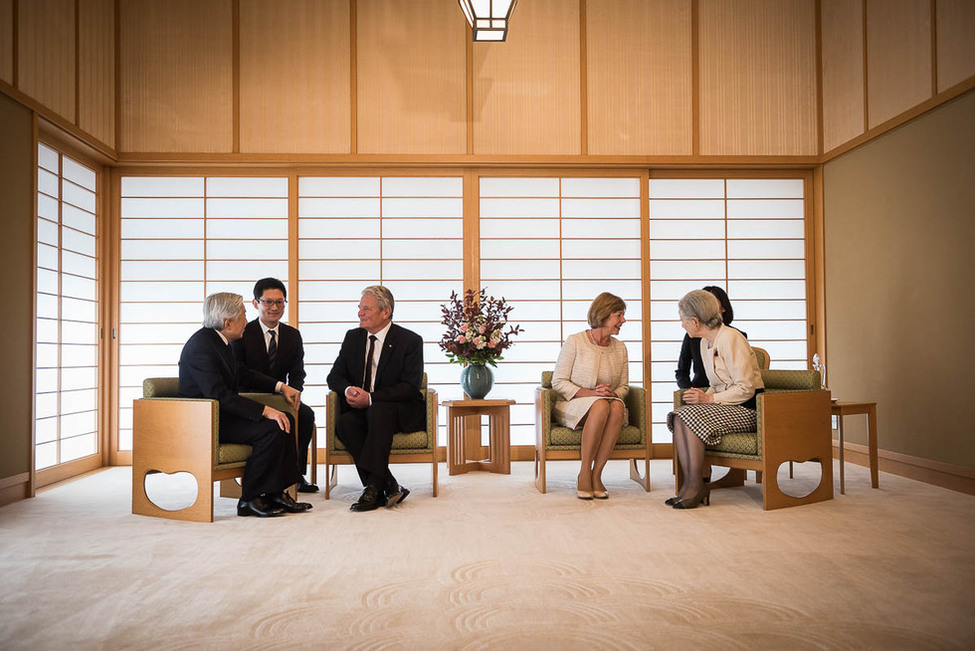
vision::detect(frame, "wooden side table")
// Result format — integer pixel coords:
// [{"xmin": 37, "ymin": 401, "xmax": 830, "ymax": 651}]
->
[
  {"xmin": 443, "ymin": 399, "xmax": 514, "ymax": 476},
  {"xmin": 831, "ymin": 401, "xmax": 879, "ymax": 494}
]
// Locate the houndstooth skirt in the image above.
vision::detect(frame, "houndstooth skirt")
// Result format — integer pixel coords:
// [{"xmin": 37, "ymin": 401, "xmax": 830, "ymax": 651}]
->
[{"xmin": 667, "ymin": 404, "xmax": 757, "ymax": 446}]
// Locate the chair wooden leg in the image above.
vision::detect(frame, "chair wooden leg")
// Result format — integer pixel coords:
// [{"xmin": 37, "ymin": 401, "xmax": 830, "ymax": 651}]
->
[
  {"xmin": 432, "ymin": 454, "xmax": 439, "ymax": 497},
  {"xmin": 761, "ymin": 455, "xmax": 834, "ymax": 510},
  {"xmin": 324, "ymin": 463, "xmax": 338, "ymax": 499},
  {"xmin": 310, "ymin": 428, "xmax": 318, "ymax": 485},
  {"xmin": 709, "ymin": 468, "xmax": 746, "ymax": 489},
  {"xmin": 219, "ymin": 478, "xmax": 242, "ymax": 498},
  {"xmin": 629, "ymin": 457, "xmax": 651, "ymax": 492},
  {"xmin": 533, "ymin": 449, "xmax": 546, "ymax": 493}
]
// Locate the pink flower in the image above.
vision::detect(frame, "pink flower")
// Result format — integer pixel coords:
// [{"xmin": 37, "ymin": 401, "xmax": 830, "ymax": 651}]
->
[
  {"xmin": 478, "ymin": 325, "xmax": 487, "ymax": 334},
  {"xmin": 456, "ymin": 335, "xmax": 466, "ymax": 344},
  {"xmin": 459, "ymin": 323, "xmax": 469, "ymax": 332}
]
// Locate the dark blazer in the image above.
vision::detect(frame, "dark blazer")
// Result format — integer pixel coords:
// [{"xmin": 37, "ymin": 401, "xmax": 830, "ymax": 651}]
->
[
  {"xmin": 327, "ymin": 322, "xmax": 424, "ymax": 418},
  {"xmin": 231, "ymin": 319, "xmax": 307, "ymax": 392},
  {"xmin": 179, "ymin": 327, "xmax": 278, "ymax": 420}
]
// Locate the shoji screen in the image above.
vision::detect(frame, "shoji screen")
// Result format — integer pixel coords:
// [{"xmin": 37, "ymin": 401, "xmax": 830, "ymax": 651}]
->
[
  {"xmin": 35, "ymin": 144, "xmax": 100, "ymax": 469},
  {"xmin": 479, "ymin": 176, "xmax": 644, "ymax": 446},
  {"xmin": 117, "ymin": 177, "xmax": 289, "ymax": 451},
  {"xmin": 648, "ymin": 178, "xmax": 808, "ymax": 444},
  {"xmin": 297, "ymin": 177, "xmax": 464, "ymax": 444}
]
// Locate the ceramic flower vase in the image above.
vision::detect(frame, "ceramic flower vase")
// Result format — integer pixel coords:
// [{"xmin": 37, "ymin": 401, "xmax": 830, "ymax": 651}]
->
[{"xmin": 460, "ymin": 363, "xmax": 494, "ymax": 400}]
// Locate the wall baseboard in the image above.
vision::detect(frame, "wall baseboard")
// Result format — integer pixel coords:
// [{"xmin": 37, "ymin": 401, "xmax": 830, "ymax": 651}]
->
[
  {"xmin": 0, "ymin": 473, "xmax": 30, "ymax": 507},
  {"xmin": 832, "ymin": 440, "xmax": 975, "ymax": 495}
]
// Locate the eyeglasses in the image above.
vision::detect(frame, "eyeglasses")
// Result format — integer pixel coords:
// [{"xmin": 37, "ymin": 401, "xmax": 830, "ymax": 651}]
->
[{"xmin": 258, "ymin": 299, "xmax": 287, "ymax": 307}]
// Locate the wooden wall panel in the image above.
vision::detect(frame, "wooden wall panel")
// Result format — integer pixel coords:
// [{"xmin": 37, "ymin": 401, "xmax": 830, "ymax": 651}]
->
[
  {"xmin": 239, "ymin": 0, "xmax": 351, "ymax": 154},
  {"xmin": 936, "ymin": 0, "xmax": 975, "ymax": 92},
  {"xmin": 119, "ymin": 0, "xmax": 233, "ymax": 153},
  {"xmin": 78, "ymin": 0, "xmax": 114, "ymax": 148},
  {"xmin": 356, "ymin": 0, "xmax": 465, "ymax": 154},
  {"xmin": 0, "ymin": 0, "xmax": 12, "ymax": 84},
  {"xmin": 699, "ymin": 0, "xmax": 818, "ymax": 156},
  {"xmin": 865, "ymin": 0, "xmax": 931, "ymax": 129},
  {"xmin": 821, "ymin": 0, "xmax": 864, "ymax": 153},
  {"xmin": 586, "ymin": 0, "xmax": 692, "ymax": 156},
  {"xmin": 473, "ymin": 0, "xmax": 581, "ymax": 155},
  {"xmin": 18, "ymin": 0, "xmax": 76, "ymax": 121}
]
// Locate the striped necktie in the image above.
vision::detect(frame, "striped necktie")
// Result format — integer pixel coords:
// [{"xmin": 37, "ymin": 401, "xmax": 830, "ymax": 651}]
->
[{"xmin": 267, "ymin": 330, "xmax": 277, "ymax": 367}]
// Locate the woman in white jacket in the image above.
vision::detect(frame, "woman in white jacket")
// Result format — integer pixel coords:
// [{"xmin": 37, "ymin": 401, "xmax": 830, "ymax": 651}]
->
[
  {"xmin": 552, "ymin": 292, "xmax": 629, "ymax": 500},
  {"xmin": 667, "ymin": 290, "xmax": 764, "ymax": 510}
]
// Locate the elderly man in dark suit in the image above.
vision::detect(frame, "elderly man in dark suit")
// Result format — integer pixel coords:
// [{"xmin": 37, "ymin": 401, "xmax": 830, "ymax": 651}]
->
[
  {"xmin": 327, "ymin": 285, "xmax": 425, "ymax": 512},
  {"xmin": 232, "ymin": 278, "xmax": 318, "ymax": 493},
  {"xmin": 179, "ymin": 292, "xmax": 312, "ymax": 518}
]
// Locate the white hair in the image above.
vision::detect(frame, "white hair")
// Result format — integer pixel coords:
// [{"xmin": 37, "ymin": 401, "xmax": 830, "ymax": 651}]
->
[
  {"xmin": 203, "ymin": 293, "xmax": 244, "ymax": 330},
  {"xmin": 362, "ymin": 285, "xmax": 394, "ymax": 316},
  {"xmin": 678, "ymin": 290, "xmax": 723, "ymax": 329}
]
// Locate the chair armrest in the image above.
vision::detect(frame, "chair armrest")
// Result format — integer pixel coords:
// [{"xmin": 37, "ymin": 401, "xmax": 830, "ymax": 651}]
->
[
  {"xmin": 241, "ymin": 392, "xmax": 297, "ymax": 420},
  {"xmin": 535, "ymin": 386, "xmax": 555, "ymax": 447},
  {"xmin": 674, "ymin": 389, "xmax": 686, "ymax": 408},
  {"xmin": 624, "ymin": 386, "xmax": 647, "ymax": 436},
  {"xmin": 757, "ymin": 389, "xmax": 832, "ymax": 453},
  {"xmin": 424, "ymin": 389, "xmax": 438, "ymax": 446},
  {"xmin": 132, "ymin": 397, "xmax": 219, "ymax": 471},
  {"xmin": 326, "ymin": 391, "xmax": 339, "ymax": 451}
]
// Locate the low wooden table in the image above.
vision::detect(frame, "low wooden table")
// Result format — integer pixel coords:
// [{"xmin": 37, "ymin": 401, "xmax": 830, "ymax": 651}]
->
[
  {"xmin": 831, "ymin": 400, "xmax": 879, "ymax": 495},
  {"xmin": 443, "ymin": 399, "xmax": 514, "ymax": 476}
]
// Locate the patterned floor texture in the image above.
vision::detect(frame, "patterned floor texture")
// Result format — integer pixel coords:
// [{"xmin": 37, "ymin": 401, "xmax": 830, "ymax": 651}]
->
[{"xmin": 1, "ymin": 459, "xmax": 973, "ymax": 650}]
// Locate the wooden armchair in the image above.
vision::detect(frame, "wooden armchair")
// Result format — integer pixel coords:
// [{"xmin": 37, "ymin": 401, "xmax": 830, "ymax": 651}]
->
[
  {"xmin": 132, "ymin": 377, "xmax": 297, "ymax": 523},
  {"xmin": 534, "ymin": 371, "xmax": 650, "ymax": 494},
  {"xmin": 673, "ymin": 366, "xmax": 833, "ymax": 510},
  {"xmin": 324, "ymin": 373, "xmax": 438, "ymax": 499}
]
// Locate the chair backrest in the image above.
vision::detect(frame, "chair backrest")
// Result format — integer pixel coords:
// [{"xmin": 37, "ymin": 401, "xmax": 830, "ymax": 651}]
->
[
  {"xmin": 752, "ymin": 347, "xmax": 770, "ymax": 370},
  {"xmin": 761, "ymin": 369, "xmax": 822, "ymax": 391},
  {"xmin": 143, "ymin": 377, "xmax": 180, "ymax": 398}
]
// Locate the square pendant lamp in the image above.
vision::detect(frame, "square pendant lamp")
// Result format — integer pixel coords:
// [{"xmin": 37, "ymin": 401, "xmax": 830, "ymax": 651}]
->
[{"xmin": 458, "ymin": 0, "xmax": 518, "ymax": 42}]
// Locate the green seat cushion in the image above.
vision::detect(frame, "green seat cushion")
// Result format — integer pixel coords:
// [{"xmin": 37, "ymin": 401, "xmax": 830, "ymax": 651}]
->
[
  {"xmin": 706, "ymin": 432, "xmax": 758, "ymax": 455},
  {"xmin": 549, "ymin": 424, "xmax": 643, "ymax": 448},
  {"xmin": 216, "ymin": 443, "xmax": 252, "ymax": 465},
  {"xmin": 333, "ymin": 430, "xmax": 430, "ymax": 452}
]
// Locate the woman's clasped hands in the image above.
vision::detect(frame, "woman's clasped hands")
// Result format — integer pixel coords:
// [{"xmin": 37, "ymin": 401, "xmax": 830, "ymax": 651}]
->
[{"xmin": 681, "ymin": 387, "xmax": 714, "ymax": 404}]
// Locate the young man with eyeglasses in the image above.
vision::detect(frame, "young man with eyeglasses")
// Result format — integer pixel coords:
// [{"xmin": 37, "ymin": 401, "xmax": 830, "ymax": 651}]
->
[{"xmin": 232, "ymin": 277, "xmax": 319, "ymax": 493}]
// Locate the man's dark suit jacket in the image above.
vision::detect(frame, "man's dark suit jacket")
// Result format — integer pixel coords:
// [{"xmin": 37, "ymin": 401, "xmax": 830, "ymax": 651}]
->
[
  {"xmin": 232, "ymin": 319, "xmax": 306, "ymax": 391},
  {"xmin": 326, "ymin": 323, "xmax": 425, "ymax": 429},
  {"xmin": 179, "ymin": 327, "xmax": 277, "ymax": 420}
]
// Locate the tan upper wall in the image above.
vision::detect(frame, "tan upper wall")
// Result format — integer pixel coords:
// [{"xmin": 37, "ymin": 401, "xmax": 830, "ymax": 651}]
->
[
  {"xmin": 0, "ymin": 0, "xmax": 971, "ymax": 159},
  {"xmin": 824, "ymin": 91, "xmax": 975, "ymax": 470}
]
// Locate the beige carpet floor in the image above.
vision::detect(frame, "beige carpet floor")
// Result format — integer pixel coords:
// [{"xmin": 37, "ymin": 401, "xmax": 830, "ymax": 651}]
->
[{"xmin": 1, "ymin": 460, "xmax": 973, "ymax": 650}]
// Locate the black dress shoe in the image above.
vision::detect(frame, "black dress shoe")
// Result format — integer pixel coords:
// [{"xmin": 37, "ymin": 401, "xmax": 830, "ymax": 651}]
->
[
  {"xmin": 268, "ymin": 491, "xmax": 313, "ymax": 513},
  {"xmin": 350, "ymin": 484, "xmax": 382, "ymax": 512},
  {"xmin": 237, "ymin": 497, "xmax": 286, "ymax": 518},
  {"xmin": 384, "ymin": 482, "xmax": 410, "ymax": 508},
  {"xmin": 297, "ymin": 476, "xmax": 319, "ymax": 493}
]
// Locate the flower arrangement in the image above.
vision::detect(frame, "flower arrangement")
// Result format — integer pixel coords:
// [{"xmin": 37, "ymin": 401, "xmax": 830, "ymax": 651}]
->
[{"xmin": 439, "ymin": 288, "xmax": 522, "ymax": 367}]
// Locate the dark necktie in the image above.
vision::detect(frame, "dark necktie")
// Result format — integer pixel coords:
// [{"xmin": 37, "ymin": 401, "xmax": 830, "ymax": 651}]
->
[
  {"xmin": 267, "ymin": 330, "xmax": 277, "ymax": 368},
  {"xmin": 362, "ymin": 335, "xmax": 377, "ymax": 391}
]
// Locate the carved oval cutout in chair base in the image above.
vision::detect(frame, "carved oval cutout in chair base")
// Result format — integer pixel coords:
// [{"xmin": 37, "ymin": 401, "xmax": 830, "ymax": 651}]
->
[
  {"xmin": 143, "ymin": 471, "xmax": 199, "ymax": 511},
  {"xmin": 775, "ymin": 461, "xmax": 825, "ymax": 499}
]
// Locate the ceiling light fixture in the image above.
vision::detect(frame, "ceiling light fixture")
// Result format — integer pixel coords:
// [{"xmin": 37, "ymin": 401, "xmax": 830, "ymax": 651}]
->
[{"xmin": 458, "ymin": 0, "xmax": 517, "ymax": 42}]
